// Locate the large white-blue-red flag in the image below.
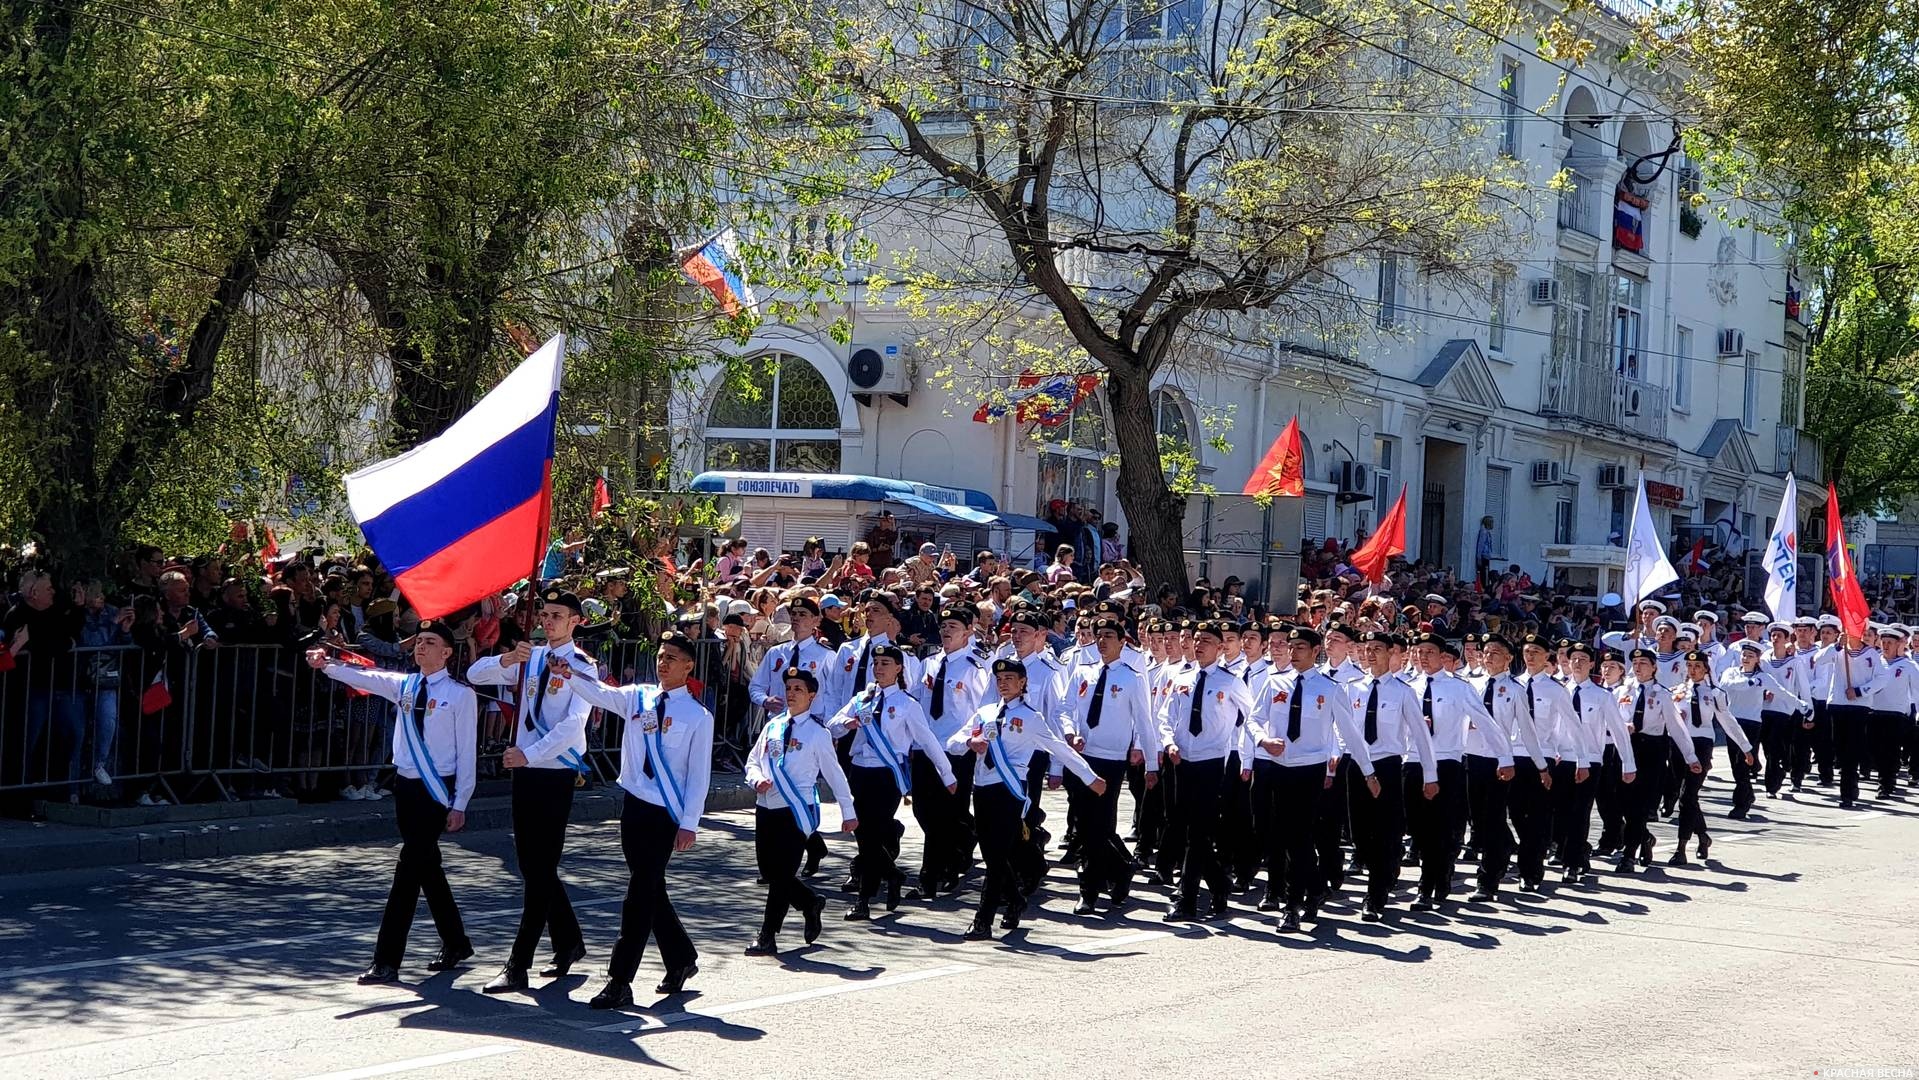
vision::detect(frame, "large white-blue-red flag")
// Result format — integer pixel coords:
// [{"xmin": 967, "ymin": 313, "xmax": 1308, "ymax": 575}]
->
[
  {"xmin": 1824, "ymin": 480, "xmax": 1871, "ymax": 642},
  {"xmin": 345, "ymin": 335, "xmax": 565, "ymax": 619},
  {"xmin": 1761, "ymin": 474, "xmax": 1798, "ymax": 621}
]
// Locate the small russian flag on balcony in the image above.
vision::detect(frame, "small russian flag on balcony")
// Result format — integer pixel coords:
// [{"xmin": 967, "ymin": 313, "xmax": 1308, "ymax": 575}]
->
[
  {"xmin": 679, "ymin": 228, "xmax": 757, "ymax": 317},
  {"xmin": 345, "ymin": 335, "xmax": 566, "ymax": 619},
  {"xmin": 1612, "ymin": 190, "xmax": 1646, "ymax": 253}
]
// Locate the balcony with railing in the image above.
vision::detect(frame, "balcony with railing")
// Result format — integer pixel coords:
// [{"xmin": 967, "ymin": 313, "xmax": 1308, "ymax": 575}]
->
[
  {"xmin": 1540, "ymin": 358, "xmax": 1670, "ymax": 441},
  {"xmin": 1557, "ymin": 171, "xmax": 1604, "ymax": 239},
  {"xmin": 1776, "ymin": 425, "xmax": 1825, "ymax": 483}
]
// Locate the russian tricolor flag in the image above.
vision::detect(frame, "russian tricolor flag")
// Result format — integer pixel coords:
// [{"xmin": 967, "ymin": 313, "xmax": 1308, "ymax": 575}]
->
[
  {"xmin": 679, "ymin": 229, "xmax": 757, "ymax": 317},
  {"xmin": 345, "ymin": 335, "xmax": 565, "ymax": 619}
]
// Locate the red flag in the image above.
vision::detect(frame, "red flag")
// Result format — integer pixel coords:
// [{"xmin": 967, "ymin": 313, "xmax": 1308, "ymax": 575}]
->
[
  {"xmin": 1350, "ymin": 485, "xmax": 1407, "ymax": 584},
  {"xmin": 1687, "ymin": 536, "xmax": 1708, "ymax": 574},
  {"xmin": 0, "ymin": 643, "xmax": 13, "ymax": 674},
  {"xmin": 140, "ymin": 670, "xmax": 173, "ymax": 715},
  {"xmin": 592, "ymin": 475, "xmax": 613, "ymax": 519},
  {"xmin": 1825, "ymin": 481, "xmax": 1870, "ymax": 642},
  {"xmin": 1243, "ymin": 416, "xmax": 1305, "ymax": 498},
  {"xmin": 330, "ymin": 648, "xmax": 377, "ymax": 697}
]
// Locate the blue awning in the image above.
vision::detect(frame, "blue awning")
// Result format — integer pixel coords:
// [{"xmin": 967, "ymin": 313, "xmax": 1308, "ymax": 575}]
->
[
  {"xmin": 887, "ymin": 493, "xmax": 1000, "ymax": 525},
  {"xmin": 689, "ymin": 470, "xmax": 1056, "ymax": 532},
  {"xmin": 994, "ymin": 512, "xmax": 1058, "ymax": 533}
]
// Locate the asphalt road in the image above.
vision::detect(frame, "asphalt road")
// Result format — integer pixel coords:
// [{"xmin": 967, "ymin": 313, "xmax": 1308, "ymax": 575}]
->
[{"xmin": 3, "ymin": 774, "xmax": 1916, "ymax": 1080}]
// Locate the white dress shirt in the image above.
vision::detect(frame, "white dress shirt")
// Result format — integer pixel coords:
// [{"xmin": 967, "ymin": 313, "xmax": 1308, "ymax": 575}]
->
[
  {"xmin": 1614, "ymin": 678, "xmax": 1699, "ymax": 766},
  {"xmin": 1674, "ymin": 681, "xmax": 1755, "ymax": 753},
  {"xmin": 566, "ymin": 677, "xmax": 714, "ymax": 834},
  {"xmin": 745, "ymin": 710, "xmax": 854, "ymax": 834},
  {"xmin": 914, "ymin": 643, "xmax": 994, "ymax": 743},
  {"xmin": 1246, "ymin": 666, "xmax": 1375, "ymax": 775},
  {"xmin": 1567, "ymin": 678, "xmax": 1637, "ymax": 773},
  {"xmin": 1407, "ymin": 670, "xmax": 1510, "ymax": 765},
  {"xmin": 748, "ymin": 635, "xmax": 839, "ymax": 710},
  {"xmin": 1063, "ymin": 657, "xmax": 1162, "ymax": 769},
  {"xmin": 947, "ymin": 697, "xmax": 1097, "ymax": 791},
  {"xmin": 467, "ymin": 642, "xmax": 595, "ymax": 770},
  {"xmin": 1016, "ymin": 647, "xmax": 1071, "ymax": 737},
  {"xmin": 1761, "ymin": 651, "xmax": 1812, "ymax": 713},
  {"xmin": 1718, "ymin": 665, "xmax": 1805, "ymax": 722},
  {"xmin": 1520, "ymin": 670, "xmax": 1595, "ymax": 767},
  {"xmin": 322, "ymin": 665, "xmax": 478, "ymax": 811},
  {"xmin": 828, "ymin": 633, "xmax": 922, "ymax": 718},
  {"xmin": 1156, "ymin": 661, "xmax": 1257, "ymax": 763},
  {"xmin": 1345, "ymin": 673, "xmax": 1439, "ymax": 783},
  {"xmin": 829, "ymin": 684, "xmax": 956, "ymax": 784},
  {"xmin": 1462, "ymin": 673, "xmax": 1543, "ymax": 767}
]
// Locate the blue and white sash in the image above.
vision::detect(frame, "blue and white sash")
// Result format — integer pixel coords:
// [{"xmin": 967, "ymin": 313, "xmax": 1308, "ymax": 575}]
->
[
  {"xmin": 640, "ymin": 686, "xmax": 686, "ymax": 823},
  {"xmin": 766, "ymin": 714, "xmax": 817, "ymax": 835},
  {"xmin": 856, "ymin": 690, "xmax": 910, "ymax": 795},
  {"xmin": 524, "ymin": 647, "xmax": 589, "ymax": 773},
  {"xmin": 399, "ymin": 675, "xmax": 451, "ymax": 807},
  {"xmin": 984, "ymin": 717, "xmax": 1029, "ymax": 812}
]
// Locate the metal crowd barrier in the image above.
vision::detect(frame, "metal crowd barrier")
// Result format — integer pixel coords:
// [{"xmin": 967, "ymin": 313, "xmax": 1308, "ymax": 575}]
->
[{"xmin": 0, "ymin": 644, "xmax": 175, "ymax": 801}]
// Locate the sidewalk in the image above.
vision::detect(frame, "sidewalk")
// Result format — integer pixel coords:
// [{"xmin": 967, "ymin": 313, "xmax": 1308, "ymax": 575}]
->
[{"xmin": 0, "ymin": 773, "xmax": 757, "ymax": 878}]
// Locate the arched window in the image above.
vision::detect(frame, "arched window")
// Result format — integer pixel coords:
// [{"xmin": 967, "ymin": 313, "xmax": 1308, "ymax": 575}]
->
[
  {"xmin": 1037, "ymin": 392, "xmax": 1108, "ymax": 519},
  {"xmin": 1155, "ymin": 386, "xmax": 1198, "ymax": 481},
  {"xmin": 704, "ymin": 353, "xmax": 842, "ymax": 472}
]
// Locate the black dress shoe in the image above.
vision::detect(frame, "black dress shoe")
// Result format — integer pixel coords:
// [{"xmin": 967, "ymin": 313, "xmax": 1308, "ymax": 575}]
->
[
  {"xmin": 356, "ymin": 963, "xmax": 399, "ymax": 985},
  {"xmin": 744, "ymin": 938, "xmax": 778, "ymax": 957},
  {"xmin": 588, "ymin": 980, "xmax": 634, "ymax": 1009},
  {"xmin": 844, "ymin": 900, "xmax": 871, "ymax": 921},
  {"xmin": 655, "ymin": 963, "xmax": 698, "ymax": 994},
  {"xmin": 1110, "ymin": 882, "xmax": 1130, "ymax": 908},
  {"xmin": 483, "ymin": 965, "xmax": 529, "ymax": 994},
  {"xmin": 426, "ymin": 942, "xmax": 474, "ymax": 971},
  {"xmin": 963, "ymin": 920, "xmax": 994, "ymax": 941},
  {"xmin": 1467, "ymin": 888, "xmax": 1495, "ymax": 903},
  {"xmin": 1000, "ymin": 903, "xmax": 1025, "ymax": 930},
  {"xmin": 803, "ymin": 894, "xmax": 827, "ymax": 944},
  {"xmin": 1521, "ymin": 877, "xmax": 1543, "ymax": 894},
  {"xmin": 1697, "ymin": 838, "xmax": 1712, "ymax": 861},
  {"xmin": 1256, "ymin": 895, "xmax": 1281, "ymax": 912},
  {"xmin": 1667, "ymin": 851, "xmax": 1688, "ymax": 867},
  {"xmin": 1616, "ymin": 856, "xmax": 1637, "ymax": 874},
  {"xmin": 1162, "ymin": 906, "xmax": 1197, "ymax": 923},
  {"xmin": 1361, "ymin": 906, "xmax": 1384, "ymax": 923},
  {"xmin": 1409, "ymin": 897, "xmax": 1434, "ymax": 912},
  {"xmin": 540, "ymin": 943, "xmax": 587, "ymax": 978},
  {"xmin": 839, "ymin": 875, "xmax": 859, "ymax": 893},
  {"xmin": 886, "ymin": 875, "xmax": 904, "ymax": 912},
  {"xmin": 802, "ymin": 852, "xmax": 823, "ymax": 879},
  {"xmin": 1276, "ymin": 910, "xmax": 1302, "ymax": 933},
  {"xmin": 1072, "ymin": 899, "xmax": 1098, "ymax": 916},
  {"xmin": 1561, "ymin": 869, "xmax": 1581, "ymax": 885}
]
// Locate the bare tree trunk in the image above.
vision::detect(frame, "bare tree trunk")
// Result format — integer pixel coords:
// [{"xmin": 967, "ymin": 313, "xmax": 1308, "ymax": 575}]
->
[{"xmin": 1105, "ymin": 368, "xmax": 1188, "ymax": 592}]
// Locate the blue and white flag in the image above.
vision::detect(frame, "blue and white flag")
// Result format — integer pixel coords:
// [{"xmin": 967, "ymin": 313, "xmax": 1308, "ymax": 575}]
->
[{"xmin": 1762, "ymin": 475, "xmax": 1799, "ymax": 622}]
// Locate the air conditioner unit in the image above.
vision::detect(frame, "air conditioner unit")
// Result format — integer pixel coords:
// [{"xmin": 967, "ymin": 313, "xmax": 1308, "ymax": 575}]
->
[
  {"xmin": 1597, "ymin": 463, "xmax": 1629, "ymax": 488},
  {"xmin": 1530, "ymin": 460, "xmax": 1562, "ymax": 485},
  {"xmin": 846, "ymin": 343, "xmax": 910, "ymax": 395},
  {"xmin": 1622, "ymin": 385, "xmax": 1644, "ymax": 417},
  {"xmin": 1336, "ymin": 461, "xmax": 1371, "ymax": 495},
  {"xmin": 1716, "ymin": 328, "xmax": 1745, "ymax": 357},
  {"xmin": 1528, "ymin": 278, "xmax": 1559, "ymax": 305}
]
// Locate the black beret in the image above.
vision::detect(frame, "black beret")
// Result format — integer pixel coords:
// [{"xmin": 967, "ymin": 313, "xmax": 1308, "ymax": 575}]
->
[
  {"xmin": 1565, "ymin": 641, "xmax": 1596, "ymax": 662},
  {"xmin": 1411, "ymin": 631, "xmax": 1458, "ymax": 657},
  {"xmin": 540, "ymin": 588, "xmax": 583, "ymax": 615},
  {"xmin": 1519, "ymin": 632, "xmax": 1550, "ymax": 649},
  {"xmin": 1601, "ymin": 649, "xmax": 1626, "ymax": 666},
  {"xmin": 1323, "ymin": 621, "xmax": 1354, "ymax": 641},
  {"xmin": 1010, "ymin": 609, "xmax": 1048, "ymax": 631},
  {"xmin": 872, "ymin": 643, "xmax": 906, "ymax": 664},
  {"xmin": 1192, "ymin": 619, "xmax": 1226, "ymax": 640},
  {"xmin": 1288, "ymin": 626, "xmax": 1324, "ymax": 647},
  {"xmin": 414, "ymin": 619, "xmax": 455, "ymax": 646},
  {"xmin": 938, "ymin": 604, "xmax": 975, "ymax": 625},
  {"xmin": 658, "ymin": 631, "xmax": 698, "ymax": 658},
  {"xmin": 1092, "ymin": 599, "xmax": 1126, "ymax": 615},
  {"xmin": 1091, "ymin": 616, "xmax": 1125, "ymax": 635},
  {"xmin": 781, "ymin": 666, "xmax": 819, "ymax": 692},
  {"xmin": 1684, "ymin": 649, "xmax": 1712, "ymax": 665},
  {"xmin": 990, "ymin": 657, "xmax": 1027, "ymax": 678},
  {"xmin": 858, "ymin": 588, "xmax": 898, "ymax": 613},
  {"xmin": 786, "ymin": 596, "xmax": 821, "ymax": 617},
  {"xmin": 1629, "ymin": 647, "xmax": 1657, "ymax": 663},
  {"xmin": 1357, "ymin": 630, "xmax": 1393, "ymax": 645},
  {"xmin": 1484, "ymin": 634, "xmax": 1517, "ymax": 655}
]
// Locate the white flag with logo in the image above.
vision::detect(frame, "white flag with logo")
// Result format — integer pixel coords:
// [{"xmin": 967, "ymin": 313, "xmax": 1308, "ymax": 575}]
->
[
  {"xmin": 1762, "ymin": 474, "xmax": 1799, "ymax": 622},
  {"xmin": 1623, "ymin": 473, "xmax": 1679, "ymax": 607}
]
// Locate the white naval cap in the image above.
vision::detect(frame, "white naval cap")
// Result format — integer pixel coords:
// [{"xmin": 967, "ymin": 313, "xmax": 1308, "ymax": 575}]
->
[
  {"xmin": 1736, "ymin": 639, "xmax": 1765, "ymax": 653},
  {"xmin": 1767, "ymin": 621, "xmax": 1791, "ymax": 636},
  {"xmin": 1693, "ymin": 609, "xmax": 1719, "ymax": 623},
  {"xmin": 1791, "ymin": 616, "xmax": 1818, "ymax": 628},
  {"xmin": 1741, "ymin": 611, "xmax": 1770, "ymax": 624},
  {"xmin": 1880, "ymin": 625, "xmax": 1910, "ymax": 640},
  {"xmin": 1640, "ymin": 600, "xmax": 1668, "ymax": 614},
  {"xmin": 1818, "ymin": 614, "xmax": 1842, "ymax": 629},
  {"xmin": 1678, "ymin": 622, "xmax": 1701, "ymax": 638},
  {"xmin": 1653, "ymin": 615, "xmax": 1680, "ymax": 631}
]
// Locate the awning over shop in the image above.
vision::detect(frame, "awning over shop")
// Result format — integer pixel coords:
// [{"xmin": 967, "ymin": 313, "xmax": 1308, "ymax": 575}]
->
[{"xmin": 688, "ymin": 471, "xmax": 1057, "ymax": 532}]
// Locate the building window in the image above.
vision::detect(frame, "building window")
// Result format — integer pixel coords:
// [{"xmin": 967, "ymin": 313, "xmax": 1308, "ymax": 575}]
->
[
  {"xmin": 1781, "ymin": 339, "xmax": 1804, "ymax": 426},
  {"xmin": 703, "ymin": 353, "xmax": 843, "ymax": 472},
  {"xmin": 1499, "ymin": 58, "xmax": 1522, "ymax": 157},
  {"xmin": 1154, "ymin": 387, "xmax": 1195, "ymax": 478},
  {"xmin": 1554, "ymin": 496, "xmax": 1575, "ymax": 544},
  {"xmin": 1743, "ymin": 349, "xmax": 1760, "ymax": 431},
  {"xmin": 1373, "ymin": 435, "xmax": 1397, "ymax": 508},
  {"xmin": 1489, "ymin": 270, "xmax": 1511, "ymax": 353},
  {"xmin": 1038, "ymin": 392, "xmax": 1109, "ymax": 519},
  {"xmin": 1612, "ymin": 274, "xmax": 1645, "ymax": 380},
  {"xmin": 1485, "ymin": 465, "xmax": 1509, "ymax": 558},
  {"xmin": 1673, "ymin": 325, "xmax": 1693, "ymax": 411},
  {"xmin": 1610, "ymin": 487, "xmax": 1628, "ymax": 544},
  {"xmin": 1375, "ymin": 253, "xmax": 1399, "ymax": 329}
]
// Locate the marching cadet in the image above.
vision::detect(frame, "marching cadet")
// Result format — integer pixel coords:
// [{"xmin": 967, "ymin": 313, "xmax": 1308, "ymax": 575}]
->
[
  {"xmin": 911, "ymin": 604, "xmax": 993, "ymax": 898},
  {"xmin": 1798, "ymin": 615, "xmax": 1842, "ymax": 790},
  {"xmin": 750, "ymin": 597, "xmax": 838, "ymax": 878},
  {"xmin": 1593, "ymin": 649, "xmax": 1632, "ymax": 857},
  {"xmin": 1869, "ymin": 626, "xmax": 1916, "ymax": 801},
  {"xmin": 1156, "ymin": 620, "xmax": 1257, "ymax": 921},
  {"xmin": 1405, "ymin": 633, "xmax": 1508, "ymax": 910},
  {"xmin": 1672, "ymin": 651, "xmax": 1755, "ymax": 864},
  {"xmin": 829, "ymin": 590, "xmax": 921, "ymax": 890},
  {"xmin": 1823, "ymin": 627, "xmax": 1884, "ymax": 809},
  {"xmin": 1217, "ymin": 617, "xmax": 1263, "ymax": 896},
  {"xmin": 551, "ymin": 632, "xmax": 711, "ymax": 1007},
  {"xmin": 1516, "ymin": 632, "xmax": 1589, "ymax": 893},
  {"xmin": 466, "ymin": 589, "xmax": 594, "ymax": 994},
  {"xmin": 1464, "ymin": 635, "xmax": 1547, "ymax": 899},
  {"xmin": 1761, "ymin": 623, "xmax": 1811, "ymax": 799},
  {"xmin": 1061, "ymin": 615, "xmax": 1161, "ymax": 914},
  {"xmin": 948, "ymin": 659, "xmax": 1103, "ymax": 940},
  {"xmin": 307, "ymin": 621, "xmax": 477, "ymax": 986},
  {"xmin": 1308, "ymin": 622, "xmax": 1366, "ymax": 895},
  {"xmin": 829, "ymin": 644, "xmax": 957, "ymax": 919},
  {"xmin": 1561, "ymin": 643, "xmax": 1634, "ymax": 884},
  {"xmin": 1010, "ymin": 608, "xmax": 1069, "ymax": 874},
  {"xmin": 744, "ymin": 668, "xmax": 858, "ymax": 956},
  {"xmin": 1347, "ymin": 631, "xmax": 1438, "ymax": 921},
  {"xmin": 1614, "ymin": 648, "xmax": 1701, "ymax": 873},
  {"xmin": 1719, "ymin": 639, "xmax": 1802, "ymax": 818}
]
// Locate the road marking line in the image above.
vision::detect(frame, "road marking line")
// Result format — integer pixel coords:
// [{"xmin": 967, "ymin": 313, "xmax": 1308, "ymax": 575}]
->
[
  {"xmin": 294, "ymin": 1043, "xmax": 522, "ymax": 1080},
  {"xmin": 584, "ymin": 962, "xmax": 979, "ymax": 1034},
  {"xmin": 1032, "ymin": 928, "xmax": 1176, "ymax": 956}
]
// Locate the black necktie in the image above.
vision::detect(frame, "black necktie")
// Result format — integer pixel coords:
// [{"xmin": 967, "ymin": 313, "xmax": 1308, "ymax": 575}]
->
[
  {"xmin": 643, "ymin": 690, "xmax": 665, "ymax": 779},
  {"xmin": 987, "ymin": 702, "xmax": 1007, "ymax": 769},
  {"xmin": 1691, "ymin": 688, "xmax": 1702, "ymax": 731},
  {"xmin": 1287, "ymin": 675, "xmax": 1304, "ymax": 741},
  {"xmin": 1632, "ymin": 685, "xmax": 1646, "ymax": 730},
  {"xmin": 1188, "ymin": 669, "xmax": 1208, "ymax": 737},
  {"xmin": 930, "ymin": 656, "xmax": 948, "ymax": 720},
  {"xmin": 1364, "ymin": 681, "xmax": 1380, "ymax": 744},
  {"xmin": 1481, "ymin": 679, "xmax": 1494, "ymax": 710},
  {"xmin": 854, "ymin": 641, "xmax": 872, "ymax": 689},
  {"xmin": 1526, "ymin": 679, "xmax": 1536, "ymax": 720},
  {"xmin": 1086, "ymin": 664, "xmax": 1110, "ymax": 729},
  {"xmin": 1573, "ymin": 685, "xmax": 1584, "ymax": 718},
  {"xmin": 529, "ymin": 650, "xmax": 548, "ymax": 730},
  {"xmin": 1423, "ymin": 679, "xmax": 1435, "ymax": 731},
  {"xmin": 412, "ymin": 678, "xmax": 431, "ymax": 743}
]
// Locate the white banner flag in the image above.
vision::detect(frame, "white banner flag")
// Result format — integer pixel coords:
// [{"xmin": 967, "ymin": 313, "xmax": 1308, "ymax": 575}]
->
[
  {"xmin": 1623, "ymin": 473, "xmax": 1679, "ymax": 607},
  {"xmin": 1762, "ymin": 474, "xmax": 1799, "ymax": 622}
]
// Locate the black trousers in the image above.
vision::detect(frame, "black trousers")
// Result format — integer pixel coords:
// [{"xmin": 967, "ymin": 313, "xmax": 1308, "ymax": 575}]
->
[
  {"xmin": 847, "ymin": 764, "xmax": 906, "ymax": 899},
  {"xmin": 1870, "ymin": 709, "xmax": 1909, "ymax": 795},
  {"xmin": 1462, "ymin": 755, "xmax": 1509, "ymax": 893},
  {"xmin": 1832, "ymin": 704, "xmax": 1871, "ymax": 805},
  {"xmin": 1623, "ymin": 732, "xmax": 1671, "ymax": 858},
  {"xmin": 1675, "ymin": 738, "xmax": 1716, "ymax": 848},
  {"xmin": 1155, "ymin": 758, "xmax": 1185, "ymax": 878},
  {"xmin": 1793, "ymin": 701, "xmax": 1832, "ymax": 786},
  {"xmin": 607, "ymin": 795, "xmax": 695, "ymax": 982},
  {"xmin": 1130, "ymin": 755, "xmax": 1166, "ymax": 860},
  {"xmin": 1411, "ymin": 758, "xmax": 1467, "ymax": 898},
  {"xmin": 910, "ymin": 750, "xmax": 972, "ymax": 887},
  {"xmin": 1594, "ymin": 744, "xmax": 1625, "ymax": 852},
  {"xmin": 1759, "ymin": 711, "xmax": 1795, "ymax": 796},
  {"xmin": 1660, "ymin": 741, "xmax": 1685, "ymax": 815},
  {"xmin": 1313, "ymin": 756, "xmax": 1356, "ymax": 892},
  {"xmin": 1217, "ymin": 751, "xmax": 1260, "ymax": 885},
  {"xmin": 754, "ymin": 805, "xmax": 819, "ymax": 941},
  {"xmin": 1508, "ymin": 763, "xmax": 1552, "ymax": 883},
  {"xmin": 973, "ymin": 782, "xmax": 1028, "ymax": 920},
  {"xmin": 1249, "ymin": 760, "xmax": 1320, "ymax": 907},
  {"xmin": 1550, "ymin": 759, "xmax": 1596, "ymax": 874},
  {"xmin": 508, "ymin": 767, "xmax": 583, "ymax": 968},
  {"xmin": 1730, "ymin": 719, "xmax": 1763, "ymax": 814},
  {"xmin": 1067, "ymin": 755, "xmax": 1133, "ymax": 899},
  {"xmin": 1349, "ymin": 755, "xmax": 1405, "ymax": 910},
  {"xmin": 1174, "ymin": 758, "xmax": 1228, "ymax": 909},
  {"xmin": 374, "ymin": 776, "xmax": 469, "ymax": 967}
]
